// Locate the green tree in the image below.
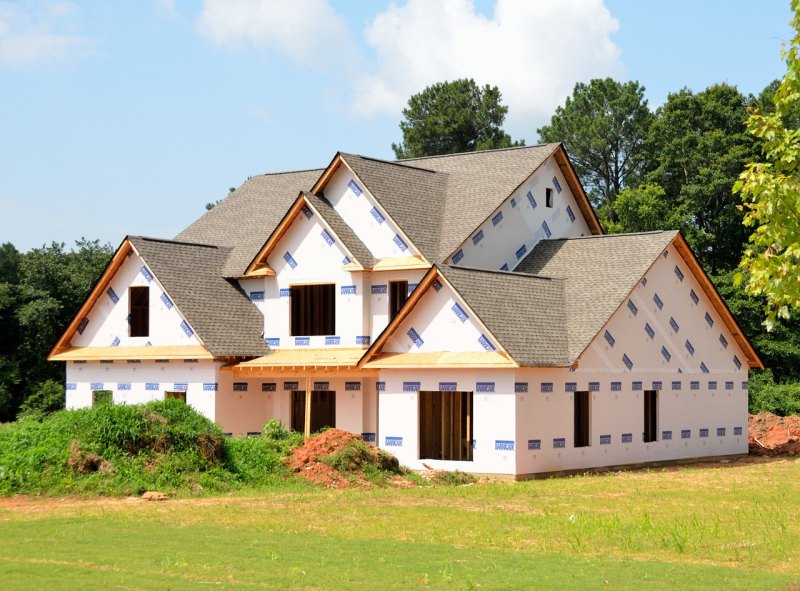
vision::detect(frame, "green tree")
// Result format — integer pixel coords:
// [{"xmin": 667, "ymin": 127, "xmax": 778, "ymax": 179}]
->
[
  {"xmin": 0, "ymin": 239, "xmax": 113, "ymax": 420},
  {"xmin": 537, "ymin": 78, "xmax": 653, "ymax": 215},
  {"xmin": 392, "ymin": 79, "xmax": 522, "ymax": 159},
  {"xmin": 606, "ymin": 183, "xmax": 690, "ymax": 235},
  {"xmin": 648, "ymin": 84, "xmax": 758, "ymax": 272},
  {"xmin": 735, "ymin": 0, "xmax": 800, "ymax": 329}
]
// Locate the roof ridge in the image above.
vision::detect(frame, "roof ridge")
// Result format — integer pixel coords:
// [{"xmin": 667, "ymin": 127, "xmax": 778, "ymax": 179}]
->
[
  {"xmin": 253, "ymin": 167, "xmax": 324, "ymax": 177},
  {"xmin": 128, "ymin": 235, "xmax": 225, "ymax": 250},
  {"xmin": 439, "ymin": 263, "xmax": 563, "ymax": 282},
  {"xmin": 398, "ymin": 143, "xmax": 560, "ymax": 162},
  {"xmin": 543, "ymin": 230, "xmax": 677, "ymax": 243},
  {"xmin": 341, "ymin": 152, "xmax": 440, "ymax": 174}
]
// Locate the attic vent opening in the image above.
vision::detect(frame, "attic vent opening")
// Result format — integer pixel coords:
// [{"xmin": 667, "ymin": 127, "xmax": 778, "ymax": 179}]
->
[
  {"xmin": 291, "ymin": 284, "xmax": 335, "ymax": 336},
  {"xmin": 129, "ymin": 286, "xmax": 149, "ymax": 337}
]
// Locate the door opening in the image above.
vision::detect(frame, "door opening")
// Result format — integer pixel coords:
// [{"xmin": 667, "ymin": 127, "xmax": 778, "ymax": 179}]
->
[{"xmin": 419, "ymin": 391, "xmax": 473, "ymax": 461}]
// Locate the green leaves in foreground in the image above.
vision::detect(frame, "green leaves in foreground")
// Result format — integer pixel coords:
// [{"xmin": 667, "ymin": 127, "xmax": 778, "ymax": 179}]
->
[
  {"xmin": 0, "ymin": 401, "xmax": 302, "ymax": 495},
  {"xmin": 736, "ymin": 0, "xmax": 800, "ymax": 329}
]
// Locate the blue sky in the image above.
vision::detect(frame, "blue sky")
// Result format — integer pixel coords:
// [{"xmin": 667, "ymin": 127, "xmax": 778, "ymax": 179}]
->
[{"xmin": 0, "ymin": 0, "xmax": 793, "ymax": 252}]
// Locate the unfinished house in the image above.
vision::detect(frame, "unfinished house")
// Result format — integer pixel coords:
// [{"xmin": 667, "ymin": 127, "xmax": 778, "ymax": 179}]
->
[{"xmin": 49, "ymin": 144, "xmax": 762, "ymax": 477}]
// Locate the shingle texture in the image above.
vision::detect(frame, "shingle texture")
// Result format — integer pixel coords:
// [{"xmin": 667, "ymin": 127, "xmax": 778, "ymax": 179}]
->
[
  {"xmin": 515, "ymin": 231, "xmax": 678, "ymax": 361},
  {"xmin": 343, "ymin": 145, "xmax": 560, "ymax": 262},
  {"xmin": 175, "ymin": 169, "xmax": 323, "ymax": 277},
  {"xmin": 304, "ymin": 192, "xmax": 375, "ymax": 268},
  {"xmin": 129, "ymin": 236, "xmax": 269, "ymax": 357},
  {"xmin": 438, "ymin": 264, "xmax": 569, "ymax": 366}
]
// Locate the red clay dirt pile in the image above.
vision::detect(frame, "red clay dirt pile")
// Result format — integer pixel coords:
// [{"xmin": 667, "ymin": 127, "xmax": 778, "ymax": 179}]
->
[
  {"xmin": 749, "ymin": 412, "xmax": 800, "ymax": 456},
  {"xmin": 286, "ymin": 428, "xmax": 402, "ymax": 488}
]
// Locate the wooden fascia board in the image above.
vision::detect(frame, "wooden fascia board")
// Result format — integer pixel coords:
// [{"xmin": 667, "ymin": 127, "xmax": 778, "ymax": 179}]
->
[
  {"xmin": 243, "ymin": 193, "xmax": 307, "ymax": 276},
  {"xmin": 338, "ymin": 155, "xmax": 430, "ymax": 267},
  {"xmin": 672, "ymin": 234, "xmax": 764, "ymax": 370},
  {"xmin": 554, "ymin": 145, "xmax": 603, "ymax": 235},
  {"xmin": 310, "ymin": 152, "xmax": 344, "ymax": 195},
  {"xmin": 48, "ymin": 238, "xmax": 133, "ymax": 360},
  {"xmin": 358, "ymin": 266, "xmax": 439, "ymax": 367},
  {"xmin": 434, "ymin": 268, "xmax": 518, "ymax": 366}
]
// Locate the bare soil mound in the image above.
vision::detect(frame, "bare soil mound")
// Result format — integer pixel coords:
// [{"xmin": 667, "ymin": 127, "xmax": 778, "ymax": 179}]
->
[
  {"xmin": 286, "ymin": 429, "xmax": 402, "ymax": 488},
  {"xmin": 749, "ymin": 412, "xmax": 800, "ymax": 456}
]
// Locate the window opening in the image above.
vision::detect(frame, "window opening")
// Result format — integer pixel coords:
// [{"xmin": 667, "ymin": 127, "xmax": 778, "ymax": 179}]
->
[
  {"xmin": 389, "ymin": 280, "xmax": 409, "ymax": 321},
  {"xmin": 419, "ymin": 391, "xmax": 473, "ymax": 461},
  {"xmin": 574, "ymin": 390, "xmax": 590, "ymax": 447},
  {"xmin": 129, "ymin": 286, "xmax": 149, "ymax": 337},
  {"xmin": 546, "ymin": 187, "xmax": 554, "ymax": 208},
  {"xmin": 165, "ymin": 391, "xmax": 186, "ymax": 403},
  {"xmin": 644, "ymin": 390, "xmax": 658, "ymax": 443},
  {"xmin": 92, "ymin": 390, "xmax": 113, "ymax": 407},
  {"xmin": 291, "ymin": 284, "xmax": 335, "ymax": 336},
  {"xmin": 291, "ymin": 390, "xmax": 336, "ymax": 434}
]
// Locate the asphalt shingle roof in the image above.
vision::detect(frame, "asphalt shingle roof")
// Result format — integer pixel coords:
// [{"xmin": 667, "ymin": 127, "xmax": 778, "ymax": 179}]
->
[
  {"xmin": 304, "ymin": 191, "xmax": 375, "ymax": 269},
  {"xmin": 129, "ymin": 236, "xmax": 269, "ymax": 357},
  {"xmin": 515, "ymin": 231, "xmax": 679, "ymax": 361},
  {"xmin": 406, "ymin": 144, "xmax": 561, "ymax": 260},
  {"xmin": 437, "ymin": 264, "xmax": 570, "ymax": 367},
  {"xmin": 175, "ymin": 169, "xmax": 323, "ymax": 277}
]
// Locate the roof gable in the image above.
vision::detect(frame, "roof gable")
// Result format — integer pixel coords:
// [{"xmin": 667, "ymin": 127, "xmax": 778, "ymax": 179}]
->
[
  {"xmin": 128, "ymin": 237, "xmax": 268, "ymax": 357},
  {"xmin": 245, "ymin": 192, "xmax": 374, "ymax": 276},
  {"xmin": 516, "ymin": 231, "xmax": 678, "ymax": 362}
]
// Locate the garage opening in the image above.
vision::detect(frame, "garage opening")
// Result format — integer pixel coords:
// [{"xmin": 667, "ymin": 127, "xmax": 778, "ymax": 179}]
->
[
  {"xmin": 291, "ymin": 390, "xmax": 336, "ymax": 434},
  {"xmin": 419, "ymin": 391, "xmax": 473, "ymax": 461}
]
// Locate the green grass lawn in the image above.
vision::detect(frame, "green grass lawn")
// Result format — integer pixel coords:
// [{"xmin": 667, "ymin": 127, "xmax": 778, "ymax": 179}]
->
[{"xmin": 2, "ymin": 458, "xmax": 800, "ymax": 590}]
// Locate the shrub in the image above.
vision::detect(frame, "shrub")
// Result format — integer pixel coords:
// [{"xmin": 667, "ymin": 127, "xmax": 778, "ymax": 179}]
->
[
  {"xmin": 17, "ymin": 379, "xmax": 65, "ymax": 420},
  {"xmin": 0, "ymin": 399, "xmax": 303, "ymax": 495},
  {"xmin": 749, "ymin": 369, "xmax": 800, "ymax": 416}
]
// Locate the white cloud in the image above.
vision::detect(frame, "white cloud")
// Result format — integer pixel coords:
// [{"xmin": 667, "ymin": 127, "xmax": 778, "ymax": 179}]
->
[
  {"xmin": 196, "ymin": 0, "xmax": 356, "ymax": 68},
  {"xmin": 353, "ymin": 0, "xmax": 625, "ymax": 139},
  {"xmin": 0, "ymin": 1, "xmax": 91, "ymax": 67}
]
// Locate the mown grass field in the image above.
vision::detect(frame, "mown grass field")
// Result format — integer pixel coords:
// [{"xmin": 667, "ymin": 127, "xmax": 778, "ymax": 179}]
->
[{"xmin": 2, "ymin": 457, "xmax": 799, "ymax": 590}]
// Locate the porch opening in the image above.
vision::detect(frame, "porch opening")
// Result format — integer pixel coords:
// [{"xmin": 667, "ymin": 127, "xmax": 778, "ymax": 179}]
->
[
  {"xmin": 574, "ymin": 390, "xmax": 590, "ymax": 447},
  {"xmin": 419, "ymin": 390, "xmax": 473, "ymax": 461},
  {"xmin": 644, "ymin": 390, "xmax": 658, "ymax": 442},
  {"xmin": 291, "ymin": 284, "xmax": 335, "ymax": 336},
  {"xmin": 291, "ymin": 390, "xmax": 336, "ymax": 434},
  {"xmin": 389, "ymin": 280, "xmax": 408, "ymax": 320}
]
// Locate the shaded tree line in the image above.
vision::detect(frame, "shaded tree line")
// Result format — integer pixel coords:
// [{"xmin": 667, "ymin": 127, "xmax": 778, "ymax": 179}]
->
[{"xmin": 0, "ymin": 240, "xmax": 113, "ymax": 421}]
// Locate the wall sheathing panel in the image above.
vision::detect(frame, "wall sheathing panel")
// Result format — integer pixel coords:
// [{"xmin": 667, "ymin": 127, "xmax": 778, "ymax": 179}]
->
[
  {"xmin": 324, "ymin": 166, "xmax": 419, "ymax": 260},
  {"xmin": 381, "ymin": 275, "xmax": 501, "ymax": 355},
  {"xmin": 448, "ymin": 155, "xmax": 591, "ymax": 271},
  {"xmin": 66, "ymin": 359, "xmax": 218, "ymax": 420},
  {"xmin": 514, "ymin": 243, "xmax": 749, "ymax": 476},
  {"xmin": 70, "ymin": 251, "xmax": 201, "ymax": 349},
  {"xmin": 377, "ymin": 369, "xmax": 516, "ymax": 474},
  {"xmin": 368, "ymin": 269, "xmax": 427, "ymax": 342},
  {"xmin": 264, "ymin": 208, "xmax": 366, "ymax": 349}
]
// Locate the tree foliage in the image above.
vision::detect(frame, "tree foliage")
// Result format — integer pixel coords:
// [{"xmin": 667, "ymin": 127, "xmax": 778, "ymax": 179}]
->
[
  {"xmin": 648, "ymin": 84, "xmax": 758, "ymax": 272},
  {"xmin": 735, "ymin": 0, "xmax": 800, "ymax": 329},
  {"xmin": 537, "ymin": 78, "xmax": 653, "ymax": 213},
  {"xmin": 605, "ymin": 183, "xmax": 690, "ymax": 235},
  {"xmin": 392, "ymin": 79, "xmax": 522, "ymax": 159},
  {"xmin": 0, "ymin": 239, "xmax": 113, "ymax": 421}
]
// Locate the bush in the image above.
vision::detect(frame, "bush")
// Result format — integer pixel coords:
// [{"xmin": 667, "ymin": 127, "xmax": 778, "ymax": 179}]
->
[
  {"xmin": 0, "ymin": 399, "xmax": 303, "ymax": 495},
  {"xmin": 749, "ymin": 369, "xmax": 800, "ymax": 416},
  {"xmin": 17, "ymin": 379, "xmax": 65, "ymax": 420}
]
